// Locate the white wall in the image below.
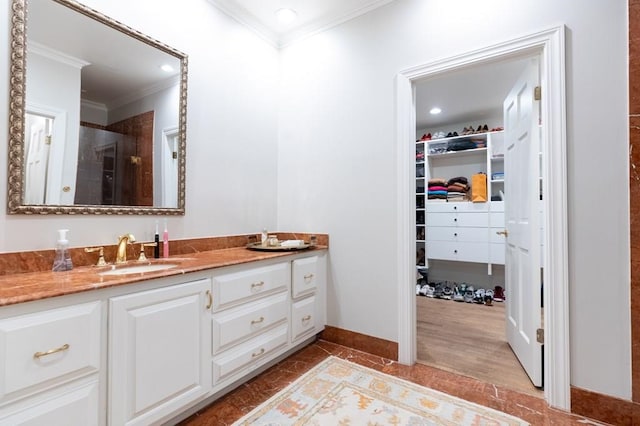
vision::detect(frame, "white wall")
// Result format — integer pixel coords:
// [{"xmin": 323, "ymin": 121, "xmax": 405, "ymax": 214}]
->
[
  {"xmin": 0, "ymin": 0, "xmax": 280, "ymax": 250},
  {"xmin": 277, "ymin": 0, "xmax": 630, "ymax": 400}
]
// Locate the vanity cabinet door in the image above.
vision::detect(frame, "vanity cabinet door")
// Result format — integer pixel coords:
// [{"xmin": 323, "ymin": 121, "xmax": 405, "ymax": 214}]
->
[{"xmin": 109, "ymin": 278, "xmax": 212, "ymax": 426}]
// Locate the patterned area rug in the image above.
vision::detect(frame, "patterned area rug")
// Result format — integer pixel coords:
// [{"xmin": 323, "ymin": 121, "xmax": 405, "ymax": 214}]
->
[{"xmin": 234, "ymin": 356, "xmax": 529, "ymax": 425}]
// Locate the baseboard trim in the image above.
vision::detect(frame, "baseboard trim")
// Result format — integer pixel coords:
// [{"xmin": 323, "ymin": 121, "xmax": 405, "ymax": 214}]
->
[
  {"xmin": 571, "ymin": 386, "xmax": 637, "ymax": 425},
  {"xmin": 319, "ymin": 326, "xmax": 398, "ymax": 361}
]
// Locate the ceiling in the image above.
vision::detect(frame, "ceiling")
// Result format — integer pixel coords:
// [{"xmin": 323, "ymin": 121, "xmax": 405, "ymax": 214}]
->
[
  {"xmin": 209, "ymin": 1, "xmax": 531, "ymax": 131},
  {"xmin": 414, "ymin": 58, "xmax": 530, "ymax": 131},
  {"xmin": 207, "ymin": 0, "xmax": 396, "ymax": 47}
]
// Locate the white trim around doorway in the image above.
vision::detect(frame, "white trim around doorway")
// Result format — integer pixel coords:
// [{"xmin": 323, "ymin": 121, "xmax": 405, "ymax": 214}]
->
[{"xmin": 395, "ymin": 26, "xmax": 569, "ymax": 410}]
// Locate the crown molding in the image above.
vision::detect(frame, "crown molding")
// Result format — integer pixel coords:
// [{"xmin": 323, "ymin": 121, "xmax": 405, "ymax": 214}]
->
[{"xmin": 207, "ymin": 0, "xmax": 395, "ymax": 49}]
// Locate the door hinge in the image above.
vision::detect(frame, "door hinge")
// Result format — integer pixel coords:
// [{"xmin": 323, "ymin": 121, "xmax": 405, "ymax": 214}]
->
[
  {"xmin": 536, "ymin": 328, "xmax": 544, "ymax": 344},
  {"xmin": 45, "ymin": 135, "xmax": 52, "ymax": 145},
  {"xmin": 534, "ymin": 86, "xmax": 541, "ymax": 101}
]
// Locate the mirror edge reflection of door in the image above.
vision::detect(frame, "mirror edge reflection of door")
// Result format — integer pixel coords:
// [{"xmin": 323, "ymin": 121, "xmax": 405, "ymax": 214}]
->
[{"xmin": 7, "ymin": 0, "xmax": 188, "ymax": 215}]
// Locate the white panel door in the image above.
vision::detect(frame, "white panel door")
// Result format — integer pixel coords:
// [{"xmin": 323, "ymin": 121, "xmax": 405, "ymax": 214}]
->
[
  {"xmin": 109, "ymin": 279, "xmax": 212, "ymax": 426},
  {"xmin": 503, "ymin": 58, "xmax": 543, "ymax": 387}
]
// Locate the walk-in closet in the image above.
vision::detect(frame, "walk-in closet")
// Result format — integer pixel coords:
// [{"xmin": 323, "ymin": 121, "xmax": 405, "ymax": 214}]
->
[{"xmin": 414, "ymin": 57, "xmax": 544, "ymax": 396}]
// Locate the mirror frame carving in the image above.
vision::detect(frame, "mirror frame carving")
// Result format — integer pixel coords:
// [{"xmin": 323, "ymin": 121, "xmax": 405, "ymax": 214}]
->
[{"xmin": 8, "ymin": 0, "xmax": 188, "ymax": 215}]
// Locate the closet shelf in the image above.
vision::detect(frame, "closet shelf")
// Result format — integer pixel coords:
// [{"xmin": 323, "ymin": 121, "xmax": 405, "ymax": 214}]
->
[{"xmin": 428, "ymin": 147, "xmax": 487, "ymax": 159}]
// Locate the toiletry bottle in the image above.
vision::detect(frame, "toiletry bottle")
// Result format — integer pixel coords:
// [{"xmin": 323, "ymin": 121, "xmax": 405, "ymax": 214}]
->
[
  {"xmin": 163, "ymin": 219, "xmax": 169, "ymax": 258},
  {"xmin": 52, "ymin": 229, "xmax": 73, "ymax": 272},
  {"xmin": 261, "ymin": 228, "xmax": 268, "ymax": 246},
  {"xmin": 154, "ymin": 220, "xmax": 160, "ymax": 259}
]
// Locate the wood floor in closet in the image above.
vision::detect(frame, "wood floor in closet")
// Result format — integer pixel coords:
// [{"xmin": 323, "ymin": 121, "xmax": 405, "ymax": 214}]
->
[{"xmin": 416, "ymin": 295, "xmax": 543, "ymax": 397}]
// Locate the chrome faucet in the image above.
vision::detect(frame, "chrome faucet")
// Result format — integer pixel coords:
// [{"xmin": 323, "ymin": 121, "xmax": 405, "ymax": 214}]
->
[{"xmin": 116, "ymin": 233, "xmax": 136, "ymax": 264}]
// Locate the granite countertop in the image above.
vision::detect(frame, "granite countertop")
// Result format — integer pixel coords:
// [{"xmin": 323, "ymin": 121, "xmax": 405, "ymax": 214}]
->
[{"xmin": 0, "ymin": 245, "xmax": 327, "ymax": 307}]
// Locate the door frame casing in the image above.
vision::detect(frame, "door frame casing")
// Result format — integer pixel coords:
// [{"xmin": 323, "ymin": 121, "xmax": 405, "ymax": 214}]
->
[{"xmin": 395, "ymin": 26, "xmax": 569, "ymax": 409}]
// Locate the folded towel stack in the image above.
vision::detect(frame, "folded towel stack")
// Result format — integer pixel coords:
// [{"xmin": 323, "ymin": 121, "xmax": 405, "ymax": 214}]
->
[{"xmin": 280, "ymin": 240, "xmax": 305, "ymax": 247}]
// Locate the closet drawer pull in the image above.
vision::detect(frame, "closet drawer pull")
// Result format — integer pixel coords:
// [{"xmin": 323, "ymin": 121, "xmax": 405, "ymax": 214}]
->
[
  {"xmin": 302, "ymin": 315, "xmax": 312, "ymax": 322},
  {"xmin": 251, "ymin": 316, "xmax": 265, "ymax": 325},
  {"xmin": 251, "ymin": 281, "xmax": 265, "ymax": 289},
  {"xmin": 34, "ymin": 343, "xmax": 70, "ymax": 360},
  {"xmin": 252, "ymin": 348, "xmax": 265, "ymax": 358},
  {"xmin": 303, "ymin": 273, "xmax": 314, "ymax": 282}
]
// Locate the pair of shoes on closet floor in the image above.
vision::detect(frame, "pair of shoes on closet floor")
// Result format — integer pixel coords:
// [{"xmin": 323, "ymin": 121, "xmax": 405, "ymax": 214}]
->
[
  {"xmin": 493, "ymin": 285, "xmax": 505, "ymax": 302},
  {"xmin": 484, "ymin": 289, "xmax": 494, "ymax": 305},
  {"xmin": 418, "ymin": 283, "xmax": 435, "ymax": 297},
  {"xmin": 452, "ymin": 285, "xmax": 465, "ymax": 302},
  {"xmin": 473, "ymin": 288, "xmax": 485, "ymax": 304},
  {"xmin": 463, "ymin": 285, "xmax": 475, "ymax": 303}
]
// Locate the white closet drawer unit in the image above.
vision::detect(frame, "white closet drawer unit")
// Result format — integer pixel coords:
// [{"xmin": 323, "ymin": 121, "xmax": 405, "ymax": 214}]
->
[
  {"xmin": 212, "ymin": 262, "xmax": 290, "ymax": 311},
  {"xmin": 292, "ymin": 256, "xmax": 318, "ymax": 298},
  {"xmin": 490, "ymin": 243, "xmax": 506, "ymax": 264},
  {"xmin": 291, "ymin": 296, "xmax": 317, "ymax": 343},
  {"xmin": 427, "ymin": 241, "xmax": 488, "ymax": 263},
  {"xmin": 426, "ymin": 226, "xmax": 488, "ymax": 243},
  {"xmin": 0, "ymin": 301, "xmax": 101, "ymax": 403},
  {"xmin": 212, "ymin": 292, "xmax": 288, "ymax": 354},
  {"xmin": 212, "ymin": 324, "xmax": 288, "ymax": 384},
  {"xmin": 425, "ymin": 203, "xmax": 488, "ymax": 213},
  {"xmin": 426, "ymin": 212, "xmax": 488, "ymax": 228},
  {"xmin": 489, "ymin": 212, "xmax": 504, "ymax": 227}
]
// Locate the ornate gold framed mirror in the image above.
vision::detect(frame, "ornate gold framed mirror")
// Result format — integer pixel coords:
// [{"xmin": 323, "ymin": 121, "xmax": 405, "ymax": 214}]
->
[{"xmin": 8, "ymin": 0, "xmax": 188, "ymax": 214}]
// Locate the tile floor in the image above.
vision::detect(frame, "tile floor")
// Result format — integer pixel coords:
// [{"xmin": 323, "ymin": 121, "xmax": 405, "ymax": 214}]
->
[{"xmin": 180, "ymin": 339, "xmax": 609, "ymax": 425}]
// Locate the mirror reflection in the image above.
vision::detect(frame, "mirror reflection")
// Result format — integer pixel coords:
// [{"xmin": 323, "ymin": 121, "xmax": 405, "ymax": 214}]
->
[{"xmin": 8, "ymin": 0, "xmax": 187, "ymax": 214}]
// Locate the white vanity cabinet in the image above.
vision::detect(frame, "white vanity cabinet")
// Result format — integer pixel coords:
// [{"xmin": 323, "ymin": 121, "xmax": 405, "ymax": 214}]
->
[
  {"xmin": 0, "ymin": 248, "xmax": 327, "ymax": 426},
  {"xmin": 109, "ymin": 278, "xmax": 212, "ymax": 426},
  {"xmin": 291, "ymin": 256, "xmax": 324, "ymax": 343},
  {"xmin": 210, "ymin": 261, "xmax": 291, "ymax": 389},
  {"xmin": 0, "ymin": 301, "xmax": 102, "ymax": 425}
]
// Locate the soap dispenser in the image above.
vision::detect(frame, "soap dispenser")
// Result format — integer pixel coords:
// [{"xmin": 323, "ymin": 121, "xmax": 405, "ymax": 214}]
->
[{"xmin": 52, "ymin": 229, "xmax": 73, "ymax": 272}]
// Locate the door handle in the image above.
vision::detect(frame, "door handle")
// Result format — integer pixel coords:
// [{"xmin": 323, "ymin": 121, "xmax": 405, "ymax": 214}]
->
[{"xmin": 496, "ymin": 230, "xmax": 508, "ymax": 237}]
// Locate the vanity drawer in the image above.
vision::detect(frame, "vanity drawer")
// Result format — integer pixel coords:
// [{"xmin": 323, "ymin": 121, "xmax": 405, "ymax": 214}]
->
[
  {"xmin": 292, "ymin": 256, "xmax": 319, "ymax": 298},
  {"xmin": 0, "ymin": 301, "xmax": 101, "ymax": 402},
  {"xmin": 212, "ymin": 324, "xmax": 288, "ymax": 384},
  {"xmin": 212, "ymin": 292, "xmax": 288, "ymax": 354},
  {"xmin": 291, "ymin": 296, "xmax": 317, "ymax": 343},
  {"xmin": 212, "ymin": 262, "xmax": 290, "ymax": 311}
]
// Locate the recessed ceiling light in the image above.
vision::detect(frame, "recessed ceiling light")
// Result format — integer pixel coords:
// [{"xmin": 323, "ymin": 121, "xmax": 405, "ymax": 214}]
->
[
  {"xmin": 430, "ymin": 107, "xmax": 442, "ymax": 115},
  {"xmin": 275, "ymin": 8, "xmax": 298, "ymax": 25},
  {"xmin": 160, "ymin": 64, "xmax": 174, "ymax": 73}
]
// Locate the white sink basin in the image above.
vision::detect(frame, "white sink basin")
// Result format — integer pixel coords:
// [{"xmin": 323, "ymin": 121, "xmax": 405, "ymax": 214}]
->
[{"xmin": 99, "ymin": 263, "xmax": 179, "ymax": 276}]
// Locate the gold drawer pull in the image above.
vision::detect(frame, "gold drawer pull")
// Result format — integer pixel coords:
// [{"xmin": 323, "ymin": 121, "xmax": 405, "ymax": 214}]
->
[
  {"xmin": 251, "ymin": 316, "xmax": 265, "ymax": 325},
  {"xmin": 251, "ymin": 281, "xmax": 265, "ymax": 289},
  {"xmin": 34, "ymin": 343, "xmax": 70, "ymax": 359},
  {"xmin": 302, "ymin": 315, "xmax": 312, "ymax": 322},
  {"xmin": 252, "ymin": 348, "xmax": 265, "ymax": 358},
  {"xmin": 496, "ymin": 230, "xmax": 508, "ymax": 237},
  {"xmin": 205, "ymin": 290, "xmax": 213, "ymax": 310},
  {"xmin": 303, "ymin": 273, "xmax": 314, "ymax": 282}
]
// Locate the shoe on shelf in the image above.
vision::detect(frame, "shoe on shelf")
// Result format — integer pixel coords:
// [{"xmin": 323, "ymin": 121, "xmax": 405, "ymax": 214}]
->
[{"xmin": 493, "ymin": 285, "xmax": 505, "ymax": 302}]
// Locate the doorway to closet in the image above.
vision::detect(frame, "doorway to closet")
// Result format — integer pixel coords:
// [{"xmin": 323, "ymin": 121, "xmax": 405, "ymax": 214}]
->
[
  {"xmin": 396, "ymin": 26, "xmax": 569, "ymax": 409},
  {"xmin": 413, "ymin": 56, "xmax": 543, "ymax": 397}
]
